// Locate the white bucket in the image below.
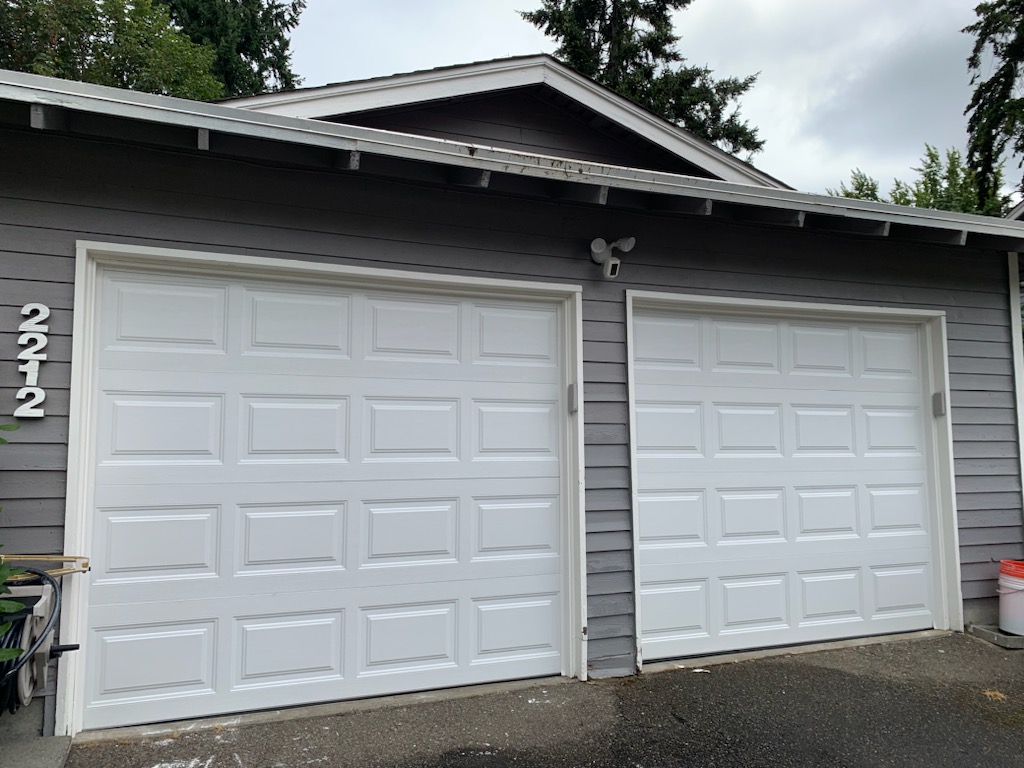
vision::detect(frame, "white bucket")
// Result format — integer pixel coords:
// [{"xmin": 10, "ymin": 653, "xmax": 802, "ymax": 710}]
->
[{"xmin": 998, "ymin": 560, "xmax": 1024, "ymax": 635}]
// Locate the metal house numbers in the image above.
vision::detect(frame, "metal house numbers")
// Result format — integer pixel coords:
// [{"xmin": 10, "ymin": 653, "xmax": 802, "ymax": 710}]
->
[{"xmin": 14, "ymin": 303, "xmax": 49, "ymax": 418}]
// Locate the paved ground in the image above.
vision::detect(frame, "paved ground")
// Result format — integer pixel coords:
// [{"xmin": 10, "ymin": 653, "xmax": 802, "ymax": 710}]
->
[{"xmin": 65, "ymin": 633, "xmax": 1024, "ymax": 768}]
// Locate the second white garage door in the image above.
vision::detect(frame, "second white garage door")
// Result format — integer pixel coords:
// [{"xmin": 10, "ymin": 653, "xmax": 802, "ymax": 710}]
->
[
  {"xmin": 631, "ymin": 297, "xmax": 941, "ymax": 661},
  {"xmin": 81, "ymin": 264, "xmax": 572, "ymax": 729}
]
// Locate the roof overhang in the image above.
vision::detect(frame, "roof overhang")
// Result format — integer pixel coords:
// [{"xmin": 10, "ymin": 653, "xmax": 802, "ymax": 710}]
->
[
  {"xmin": 3, "ymin": 69, "xmax": 1024, "ymax": 253},
  {"xmin": 225, "ymin": 55, "xmax": 789, "ymax": 190}
]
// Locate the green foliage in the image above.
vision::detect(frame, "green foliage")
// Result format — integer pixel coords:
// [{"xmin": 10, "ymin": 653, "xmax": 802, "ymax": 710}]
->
[
  {"xmin": 155, "ymin": 0, "xmax": 304, "ymax": 97},
  {"xmin": 0, "ymin": 0, "xmax": 223, "ymax": 100},
  {"xmin": 522, "ymin": 0, "xmax": 763, "ymax": 155},
  {"xmin": 964, "ymin": 0, "xmax": 1024, "ymax": 208},
  {"xmin": 828, "ymin": 145, "xmax": 1010, "ymax": 216},
  {"xmin": 0, "ymin": 423, "xmax": 21, "ymax": 663}
]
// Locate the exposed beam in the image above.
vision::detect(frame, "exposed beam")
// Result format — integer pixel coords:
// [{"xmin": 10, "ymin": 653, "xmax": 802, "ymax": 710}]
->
[
  {"xmin": 888, "ymin": 223, "xmax": 967, "ymax": 247},
  {"xmin": 333, "ymin": 149, "xmax": 360, "ymax": 171},
  {"xmin": 715, "ymin": 202, "xmax": 805, "ymax": 228},
  {"xmin": 555, "ymin": 181, "xmax": 609, "ymax": 206},
  {"xmin": 29, "ymin": 104, "xmax": 68, "ymax": 132},
  {"xmin": 197, "ymin": 127, "xmax": 210, "ymax": 151},
  {"xmin": 448, "ymin": 167, "xmax": 491, "ymax": 188},
  {"xmin": 803, "ymin": 212, "xmax": 891, "ymax": 238}
]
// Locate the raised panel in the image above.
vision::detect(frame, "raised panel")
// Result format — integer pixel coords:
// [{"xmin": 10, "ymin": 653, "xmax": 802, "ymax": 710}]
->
[
  {"xmin": 796, "ymin": 488, "xmax": 858, "ymax": 539},
  {"xmin": 472, "ymin": 594, "xmax": 559, "ymax": 661},
  {"xmin": 864, "ymin": 408, "xmax": 922, "ymax": 455},
  {"xmin": 364, "ymin": 499, "xmax": 458, "ymax": 565},
  {"xmin": 715, "ymin": 404, "xmax": 782, "ymax": 455},
  {"xmin": 473, "ymin": 304, "xmax": 556, "ymax": 365},
  {"xmin": 861, "ymin": 328, "xmax": 918, "ymax": 377},
  {"xmin": 474, "ymin": 498, "xmax": 558, "ymax": 558},
  {"xmin": 234, "ymin": 611, "xmax": 343, "ymax": 688},
  {"xmin": 640, "ymin": 580, "xmax": 709, "ymax": 638},
  {"xmin": 868, "ymin": 486, "xmax": 926, "ymax": 535},
  {"xmin": 474, "ymin": 401, "xmax": 557, "ymax": 458},
  {"xmin": 793, "ymin": 406, "xmax": 855, "ymax": 455},
  {"xmin": 791, "ymin": 326, "xmax": 851, "ymax": 375},
  {"xmin": 360, "ymin": 602, "xmax": 457, "ymax": 674},
  {"xmin": 713, "ymin": 321, "xmax": 779, "ymax": 372},
  {"xmin": 241, "ymin": 396, "xmax": 348, "ymax": 462},
  {"xmin": 97, "ymin": 505, "xmax": 218, "ymax": 582},
  {"xmin": 104, "ymin": 393, "xmax": 223, "ymax": 463},
  {"xmin": 93, "ymin": 621, "xmax": 215, "ymax": 698},
  {"xmin": 718, "ymin": 489, "xmax": 786, "ymax": 543},
  {"xmin": 244, "ymin": 289, "xmax": 350, "ymax": 357},
  {"xmin": 105, "ymin": 277, "xmax": 226, "ymax": 352},
  {"xmin": 720, "ymin": 574, "xmax": 789, "ymax": 632},
  {"xmin": 637, "ymin": 491, "xmax": 706, "ymax": 547},
  {"xmin": 798, "ymin": 569, "xmax": 862, "ymax": 624},
  {"xmin": 871, "ymin": 564, "xmax": 930, "ymax": 616},
  {"xmin": 635, "ymin": 402, "xmax": 702, "ymax": 455},
  {"xmin": 366, "ymin": 399, "xmax": 459, "ymax": 460},
  {"xmin": 366, "ymin": 298, "xmax": 459, "ymax": 360},
  {"xmin": 632, "ymin": 314, "xmax": 700, "ymax": 368},
  {"xmin": 238, "ymin": 504, "xmax": 346, "ymax": 573}
]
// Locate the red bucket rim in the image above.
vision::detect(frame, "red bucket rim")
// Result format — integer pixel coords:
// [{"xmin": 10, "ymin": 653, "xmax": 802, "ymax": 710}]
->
[{"xmin": 1000, "ymin": 560, "xmax": 1024, "ymax": 578}]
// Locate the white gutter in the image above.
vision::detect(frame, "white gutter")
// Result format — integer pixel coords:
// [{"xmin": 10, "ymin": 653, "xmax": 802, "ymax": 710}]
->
[{"xmin": 3, "ymin": 70, "xmax": 1024, "ymax": 242}]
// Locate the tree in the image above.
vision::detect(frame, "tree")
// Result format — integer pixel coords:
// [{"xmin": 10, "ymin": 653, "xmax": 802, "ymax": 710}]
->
[
  {"xmin": 522, "ymin": 0, "xmax": 763, "ymax": 155},
  {"xmin": 964, "ymin": 0, "xmax": 1024, "ymax": 210},
  {"xmin": 0, "ymin": 0, "xmax": 222, "ymax": 100},
  {"xmin": 155, "ymin": 0, "xmax": 305, "ymax": 97},
  {"xmin": 828, "ymin": 145, "xmax": 1010, "ymax": 217}
]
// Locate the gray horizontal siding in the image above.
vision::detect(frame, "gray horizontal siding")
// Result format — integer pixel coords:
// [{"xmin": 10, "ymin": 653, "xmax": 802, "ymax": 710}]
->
[{"xmin": 0, "ymin": 128, "xmax": 1019, "ymax": 680}]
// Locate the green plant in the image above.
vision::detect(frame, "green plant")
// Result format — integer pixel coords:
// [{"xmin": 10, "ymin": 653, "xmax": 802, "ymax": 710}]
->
[{"xmin": 0, "ymin": 422, "xmax": 22, "ymax": 662}]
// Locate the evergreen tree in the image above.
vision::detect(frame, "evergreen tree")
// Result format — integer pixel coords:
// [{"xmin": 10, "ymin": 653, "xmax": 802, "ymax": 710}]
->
[
  {"xmin": 829, "ymin": 145, "xmax": 1010, "ymax": 217},
  {"xmin": 0, "ymin": 0, "xmax": 222, "ymax": 100},
  {"xmin": 522, "ymin": 0, "xmax": 762, "ymax": 155},
  {"xmin": 155, "ymin": 0, "xmax": 305, "ymax": 97},
  {"xmin": 964, "ymin": 0, "xmax": 1024, "ymax": 208}
]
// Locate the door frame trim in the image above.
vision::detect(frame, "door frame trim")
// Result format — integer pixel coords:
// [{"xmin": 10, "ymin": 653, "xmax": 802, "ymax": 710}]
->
[
  {"xmin": 625, "ymin": 290, "xmax": 962, "ymax": 670},
  {"xmin": 58, "ymin": 241, "xmax": 586, "ymax": 734}
]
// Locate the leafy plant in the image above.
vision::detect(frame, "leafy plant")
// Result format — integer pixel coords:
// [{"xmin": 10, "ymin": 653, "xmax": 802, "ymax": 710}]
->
[{"xmin": 0, "ymin": 422, "xmax": 23, "ymax": 663}]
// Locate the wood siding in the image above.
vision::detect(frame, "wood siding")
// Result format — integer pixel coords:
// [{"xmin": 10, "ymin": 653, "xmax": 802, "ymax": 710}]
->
[
  {"xmin": 335, "ymin": 87, "xmax": 710, "ymax": 179},
  {"xmin": 0, "ymin": 130, "xmax": 1019, "ymax": 679}
]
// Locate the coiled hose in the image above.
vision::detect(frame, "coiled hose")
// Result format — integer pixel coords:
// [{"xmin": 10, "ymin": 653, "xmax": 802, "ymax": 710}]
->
[{"xmin": 0, "ymin": 567, "xmax": 61, "ymax": 715}]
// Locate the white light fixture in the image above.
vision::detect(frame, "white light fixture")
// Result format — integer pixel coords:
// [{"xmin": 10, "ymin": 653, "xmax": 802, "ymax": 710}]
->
[{"xmin": 590, "ymin": 237, "xmax": 636, "ymax": 279}]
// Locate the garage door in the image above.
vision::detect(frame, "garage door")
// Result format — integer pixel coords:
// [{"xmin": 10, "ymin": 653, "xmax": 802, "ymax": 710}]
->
[
  {"xmin": 631, "ymin": 302, "xmax": 937, "ymax": 661},
  {"xmin": 82, "ymin": 266, "xmax": 570, "ymax": 729}
]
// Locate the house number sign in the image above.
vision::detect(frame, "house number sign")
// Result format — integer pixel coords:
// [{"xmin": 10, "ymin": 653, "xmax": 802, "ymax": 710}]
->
[{"xmin": 14, "ymin": 303, "xmax": 49, "ymax": 418}]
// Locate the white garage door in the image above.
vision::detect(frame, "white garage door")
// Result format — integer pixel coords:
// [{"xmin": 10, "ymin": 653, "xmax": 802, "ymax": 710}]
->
[
  {"xmin": 82, "ymin": 266, "xmax": 569, "ymax": 729},
  {"xmin": 632, "ymin": 303, "xmax": 937, "ymax": 661}
]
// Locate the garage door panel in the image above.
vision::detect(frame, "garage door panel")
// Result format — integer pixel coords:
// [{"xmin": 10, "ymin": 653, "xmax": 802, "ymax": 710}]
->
[
  {"xmin": 85, "ymin": 268, "xmax": 569, "ymax": 728},
  {"xmin": 633, "ymin": 307, "xmax": 936, "ymax": 660}
]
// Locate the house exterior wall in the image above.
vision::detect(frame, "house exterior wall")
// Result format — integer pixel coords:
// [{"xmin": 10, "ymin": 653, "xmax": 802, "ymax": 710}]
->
[{"xmin": 0, "ymin": 129, "xmax": 1019, "ymax": 680}]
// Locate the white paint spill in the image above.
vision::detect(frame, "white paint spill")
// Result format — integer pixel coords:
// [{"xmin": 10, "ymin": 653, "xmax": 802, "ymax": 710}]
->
[{"xmin": 149, "ymin": 758, "xmax": 214, "ymax": 768}]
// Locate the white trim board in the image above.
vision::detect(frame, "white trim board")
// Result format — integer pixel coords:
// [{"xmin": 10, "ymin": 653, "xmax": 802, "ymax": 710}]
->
[
  {"xmin": 1009, "ymin": 253, "xmax": 1024, "ymax": 527},
  {"xmin": 58, "ymin": 241, "xmax": 587, "ymax": 735},
  {"xmin": 226, "ymin": 56, "xmax": 786, "ymax": 190},
  {"xmin": 625, "ymin": 290, "xmax": 962, "ymax": 669}
]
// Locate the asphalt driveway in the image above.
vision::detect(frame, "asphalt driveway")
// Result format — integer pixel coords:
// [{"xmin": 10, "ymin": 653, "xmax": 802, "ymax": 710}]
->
[{"xmin": 66, "ymin": 632, "xmax": 1024, "ymax": 768}]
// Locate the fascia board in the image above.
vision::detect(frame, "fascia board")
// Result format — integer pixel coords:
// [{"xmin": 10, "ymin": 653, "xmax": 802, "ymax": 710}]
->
[
  {"xmin": 4, "ymin": 71, "xmax": 1024, "ymax": 242},
  {"xmin": 228, "ymin": 57, "xmax": 551, "ymax": 117}
]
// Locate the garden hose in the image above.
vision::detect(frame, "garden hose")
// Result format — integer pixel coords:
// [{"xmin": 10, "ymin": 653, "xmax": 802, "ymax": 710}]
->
[{"xmin": 0, "ymin": 566, "xmax": 61, "ymax": 715}]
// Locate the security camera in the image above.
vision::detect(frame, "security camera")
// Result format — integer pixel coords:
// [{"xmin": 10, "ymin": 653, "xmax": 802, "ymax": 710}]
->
[
  {"xmin": 603, "ymin": 256, "xmax": 621, "ymax": 279},
  {"xmin": 590, "ymin": 236, "xmax": 635, "ymax": 280}
]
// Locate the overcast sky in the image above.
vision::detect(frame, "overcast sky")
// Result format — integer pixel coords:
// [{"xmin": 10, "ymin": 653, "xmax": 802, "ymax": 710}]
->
[{"xmin": 289, "ymin": 0, "xmax": 986, "ymax": 194}]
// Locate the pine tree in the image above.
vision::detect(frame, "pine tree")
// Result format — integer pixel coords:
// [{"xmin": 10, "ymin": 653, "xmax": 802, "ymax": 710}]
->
[
  {"xmin": 155, "ymin": 0, "xmax": 305, "ymax": 97},
  {"xmin": 522, "ymin": 0, "xmax": 762, "ymax": 155}
]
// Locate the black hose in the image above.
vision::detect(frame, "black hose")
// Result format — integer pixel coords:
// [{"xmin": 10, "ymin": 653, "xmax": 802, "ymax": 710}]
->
[{"xmin": 0, "ymin": 566, "xmax": 62, "ymax": 715}]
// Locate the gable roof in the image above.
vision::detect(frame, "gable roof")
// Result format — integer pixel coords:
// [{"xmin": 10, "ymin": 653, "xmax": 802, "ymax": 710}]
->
[{"xmin": 226, "ymin": 55, "xmax": 789, "ymax": 190}]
